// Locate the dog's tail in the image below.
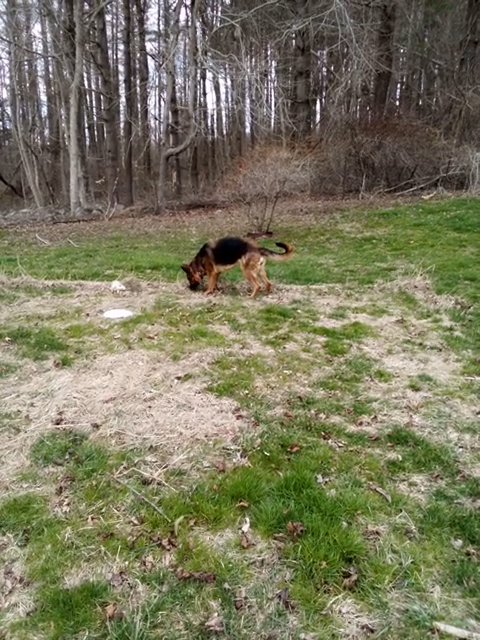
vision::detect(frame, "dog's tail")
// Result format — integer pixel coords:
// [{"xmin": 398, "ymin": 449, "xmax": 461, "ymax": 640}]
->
[{"xmin": 259, "ymin": 242, "xmax": 294, "ymax": 261}]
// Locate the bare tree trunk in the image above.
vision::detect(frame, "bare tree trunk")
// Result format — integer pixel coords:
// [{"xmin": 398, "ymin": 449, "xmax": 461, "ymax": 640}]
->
[
  {"xmin": 95, "ymin": 0, "xmax": 120, "ymax": 208},
  {"xmin": 290, "ymin": 0, "xmax": 312, "ymax": 139},
  {"xmin": 68, "ymin": 0, "xmax": 87, "ymax": 213},
  {"xmin": 213, "ymin": 72, "xmax": 225, "ymax": 179},
  {"xmin": 134, "ymin": 0, "xmax": 152, "ymax": 178},
  {"xmin": 6, "ymin": 0, "xmax": 45, "ymax": 206},
  {"xmin": 455, "ymin": 0, "xmax": 480, "ymax": 141},
  {"xmin": 158, "ymin": 0, "xmax": 198, "ymax": 209},
  {"xmin": 373, "ymin": 0, "xmax": 397, "ymax": 119},
  {"xmin": 123, "ymin": 0, "xmax": 134, "ymax": 205},
  {"xmin": 40, "ymin": 2, "xmax": 60, "ymax": 197}
]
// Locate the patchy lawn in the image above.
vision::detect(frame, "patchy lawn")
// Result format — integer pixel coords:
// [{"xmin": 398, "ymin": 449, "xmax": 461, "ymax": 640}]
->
[{"xmin": 0, "ymin": 197, "xmax": 479, "ymax": 639}]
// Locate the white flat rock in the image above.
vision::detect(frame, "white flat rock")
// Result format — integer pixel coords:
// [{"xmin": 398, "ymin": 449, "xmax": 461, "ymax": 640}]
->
[{"xmin": 102, "ymin": 308, "xmax": 135, "ymax": 320}]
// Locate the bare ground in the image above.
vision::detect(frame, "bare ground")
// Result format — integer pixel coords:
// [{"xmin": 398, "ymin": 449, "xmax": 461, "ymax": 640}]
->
[
  {"xmin": 0, "ymin": 271, "xmax": 479, "ymax": 637},
  {"xmin": 1, "ymin": 273, "xmax": 477, "ymax": 499}
]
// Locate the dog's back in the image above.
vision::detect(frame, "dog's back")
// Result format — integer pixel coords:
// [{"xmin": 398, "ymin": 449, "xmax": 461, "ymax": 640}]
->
[{"xmin": 210, "ymin": 237, "xmax": 251, "ymax": 266}]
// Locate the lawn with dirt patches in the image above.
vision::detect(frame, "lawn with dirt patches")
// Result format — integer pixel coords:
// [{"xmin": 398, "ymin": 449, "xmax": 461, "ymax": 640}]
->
[{"xmin": 0, "ymin": 197, "xmax": 479, "ymax": 639}]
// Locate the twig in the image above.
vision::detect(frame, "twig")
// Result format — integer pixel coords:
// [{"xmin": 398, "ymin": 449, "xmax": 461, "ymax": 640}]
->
[
  {"xmin": 117, "ymin": 466, "xmax": 177, "ymax": 492},
  {"xmin": 111, "ymin": 474, "xmax": 171, "ymax": 523},
  {"xmin": 67, "ymin": 238, "xmax": 79, "ymax": 247},
  {"xmin": 433, "ymin": 621, "xmax": 480, "ymax": 639},
  {"xmin": 35, "ymin": 233, "xmax": 50, "ymax": 245}
]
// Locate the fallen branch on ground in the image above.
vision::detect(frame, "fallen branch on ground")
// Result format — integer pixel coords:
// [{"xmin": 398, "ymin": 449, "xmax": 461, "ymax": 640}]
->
[
  {"xmin": 433, "ymin": 621, "xmax": 480, "ymax": 639},
  {"xmin": 111, "ymin": 474, "xmax": 171, "ymax": 523}
]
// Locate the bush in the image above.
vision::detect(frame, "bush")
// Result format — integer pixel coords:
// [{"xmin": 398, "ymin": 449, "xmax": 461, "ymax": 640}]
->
[
  {"xmin": 222, "ymin": 145, "xmax": 312, "ymax": 232},
  {"xmin": 311, "ymin": 119, "xmax": 471, "ymax": 196}
]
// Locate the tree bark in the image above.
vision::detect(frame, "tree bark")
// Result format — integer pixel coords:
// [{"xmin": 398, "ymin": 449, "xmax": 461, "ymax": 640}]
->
[
  {"xmin": 95, "ymin": 0, "xmax": 120, "ymax": 208},
  {"xmin": 373, "ymin": 0, "xmax": 397, "ymax": 119},
  {"xmin": 68, "ymin": 0, "xmax": 87, "ymax": 213},
  {"xmin": 134, "ymin": 0, "xmax": 152, "ymax": 177},
  {"xmin": 123, "ymin": 0, "xmax": 134, "ymax": 205}
]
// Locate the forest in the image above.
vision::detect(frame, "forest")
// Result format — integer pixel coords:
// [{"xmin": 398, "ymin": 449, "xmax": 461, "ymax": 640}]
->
[{"xmin": 0, "ymin": 0, "xmax": 479, "ymax": 214}]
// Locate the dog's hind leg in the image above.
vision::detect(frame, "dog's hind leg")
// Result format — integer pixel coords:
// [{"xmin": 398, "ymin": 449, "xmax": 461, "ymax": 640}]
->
[
  {"xmin": 258, "ymin": 260, "xmax": 272, "ymax": 293},
  {"xmin": 242, "ymin": 262, "xmax": 261, "ymax": 298}
]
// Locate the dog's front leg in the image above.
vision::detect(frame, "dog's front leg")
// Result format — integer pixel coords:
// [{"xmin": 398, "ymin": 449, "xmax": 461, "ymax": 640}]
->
[{"xmin": 205, "ymin": 271, "xmax": 219, "ymax": 295}]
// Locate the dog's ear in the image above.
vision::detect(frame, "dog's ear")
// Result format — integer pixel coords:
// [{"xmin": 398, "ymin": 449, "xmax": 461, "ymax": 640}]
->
[{"xmin": 181, "ymin": 264, "xmax": 189, "ymax": 273}]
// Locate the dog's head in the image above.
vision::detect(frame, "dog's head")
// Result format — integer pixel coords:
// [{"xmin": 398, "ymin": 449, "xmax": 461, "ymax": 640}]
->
[{"xmin": 181, "ymin": 263, "xmax": 203, "ymax": 290}]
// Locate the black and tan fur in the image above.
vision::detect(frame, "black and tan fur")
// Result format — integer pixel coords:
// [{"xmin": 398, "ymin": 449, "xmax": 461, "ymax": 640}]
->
[{"xmin": 181, "ymin": 236, "xmax": 294, "ymax": 297}]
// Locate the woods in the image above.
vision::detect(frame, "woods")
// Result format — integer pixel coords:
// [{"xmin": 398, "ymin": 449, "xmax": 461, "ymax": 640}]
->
[{"xmin": 0, "ymin": 0, "xmax": 479, "ymax": 213}]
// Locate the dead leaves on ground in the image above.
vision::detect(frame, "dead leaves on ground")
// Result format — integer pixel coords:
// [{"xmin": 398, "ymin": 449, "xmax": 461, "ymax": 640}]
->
[
  {"xmin": 204, "ymin": 612, "xmax": 225, "ymax": 633},
  {"xmin": 287, "ymin": 521, "xmax": 306, "ymax": 539},
  {"xmin": 240, "ymin": 530, "xmax": 255, "ymax": 549},
  {"xmin": 175, "ymin": 567, "xmax": 216, "ymax": 584},
  {"xmin": 276, "ymin": 587, "xmax": 296, "ymax": 612},
  {"xmin": 105, "ymin": 602, "xmax": 124, "ymax": 621},
  {"xmin": 342, "ymin": 565, "xmax": 360, "ymax": 590}
]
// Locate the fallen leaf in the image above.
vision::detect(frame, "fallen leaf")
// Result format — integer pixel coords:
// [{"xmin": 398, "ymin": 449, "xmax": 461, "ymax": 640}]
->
[
  {"xmin": 287, "ymin": 521, "xmax": 305, "ymax": 539},
  {"xmin": 276, "ymin": 587, "xmax": 296, "ymax": 611},
  {"xmin": 214, "ymin": 459, "xmax": 227, "ymax": 473},
  {"xmin": 53, "ymin": 496, "xmax": 71, "ymax": 516},
  {"xmin": 234, "ymin": 587, "xmax": 247, "ymax": 610},
  {"xmin": 163, "ymin": 536, "xmax": 178, "ymax": 550},
  {"xmin": 55, "ymin": 475, "xmax": 74, "ymax": 495},
  {"xmin": 321, "ymin": 432, "xmax": 345, "ymax": 449},
  {"xmin": 141, "ymin": 554, "xmax": 155, "ymax": 571},
  {"xmin": 176, "ymin": 568, "xmax": 216, "ymax": 584},
  {"xmin": 342, "ymin": 566, "xmax": 359, "ymax": 590},
  {"xmin": 204, "ymin": 612, "xmax": 225, "ymax": 633},
  {"xmin": 363, "ymin": 525, "xmax": 385, "ymax": 543},
  {"xmin": 240, "ymin": 531, "xmax": 255, "ymax": 549},
  {"xmin": 161, "ymin": 551, "xmax": 175, "ymax": 568},
  {"xmin": 236, "ymin": 500, "xmax": 250, "ymax": 509},
  {"xmin": 273, "ymin": 532, "xmax": 288, "ymax": 542},
  {"xmin": 109, "ymin": 571, "xmax": 129, "ymax": 589},
  {"xmin": 288, "ymin": 444, "xmax": 302, "ymax": 453},
  {"xmin": 105, "ymin": 603, "xmax": 124, "ymax": 621}
]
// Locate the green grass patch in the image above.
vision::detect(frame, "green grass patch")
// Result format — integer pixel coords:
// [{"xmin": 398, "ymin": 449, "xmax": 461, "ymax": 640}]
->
[
  {"xmin": 384, "ymin": 427, "xmax": 458, "ymax": 476},
  {"xmin": 15, "ymin": 581, "xmax": 112, "ymax": 640},
  {"xmin": 0, "ymin": 325, "xmax": 69, "ymax": 361}
]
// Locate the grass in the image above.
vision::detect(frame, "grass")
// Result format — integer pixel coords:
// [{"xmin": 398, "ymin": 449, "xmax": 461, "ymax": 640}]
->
[{"xmin": 0, "ymin": 197, "xmax": 479, "ymax": 638}]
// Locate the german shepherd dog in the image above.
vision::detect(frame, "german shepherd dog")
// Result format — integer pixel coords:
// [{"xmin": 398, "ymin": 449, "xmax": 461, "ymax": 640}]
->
[{"xmin": 181, "ymin": 236, "xmax": 294, "ymax": 297}]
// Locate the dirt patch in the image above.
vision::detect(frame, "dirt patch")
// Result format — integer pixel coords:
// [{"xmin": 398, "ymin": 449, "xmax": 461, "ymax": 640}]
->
[
  {"xmin": 0, "ymin": 349, "xmax": 252, "ymax": 492},
  {"xmin": 0, "ymin": 195, "xmax": 403, "ymax": 236},
  {"xmin": 326, "ymin": 596, "xmax": 379, "ymax": 639},
  {"xmin": 394, "ymin": 473, "xmax": 446, "ymax": 505},
  {"xmin": 0, "ymin": 534, "xmax": 35, "ymax": 624},
  {"xmin": 0, "ymin": 275, "xmax": 188, "ymax": 325}
]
